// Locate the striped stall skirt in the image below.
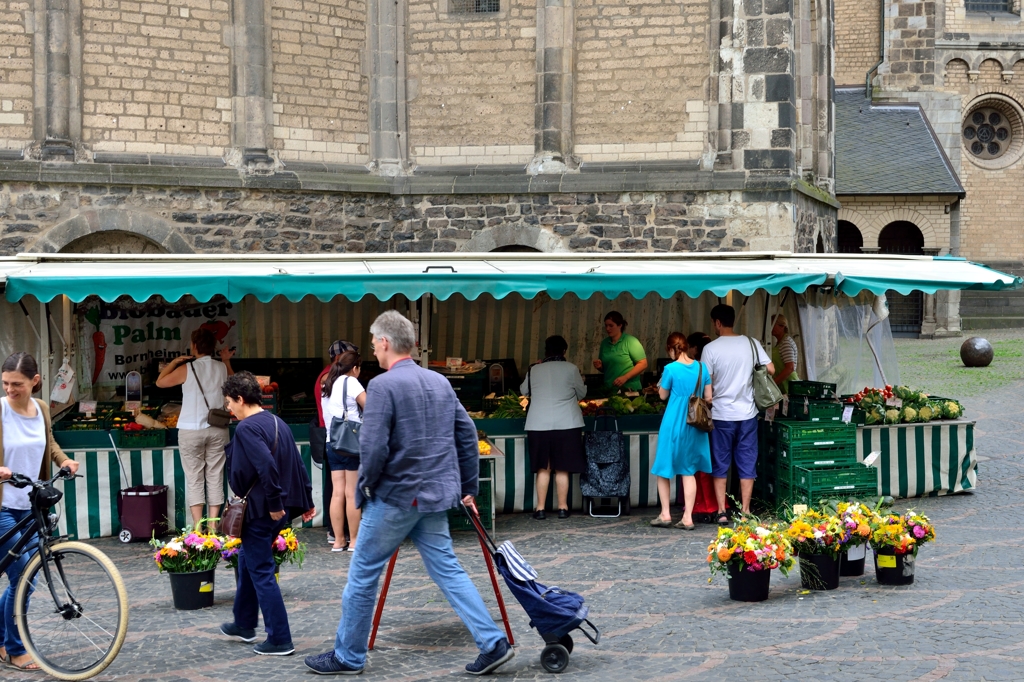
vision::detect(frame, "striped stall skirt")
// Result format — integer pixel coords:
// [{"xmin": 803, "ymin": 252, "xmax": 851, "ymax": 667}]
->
[
  {"xmin": 855, "ymin": 420, "xmax": 977, "ymax": 499},
  {"xmin": 55, "ymin": 445, "xmax": 328, "ymax": 541},
  {"xmin": 491, "ymin": 431, "xmax": 676, "ymax": 513}
]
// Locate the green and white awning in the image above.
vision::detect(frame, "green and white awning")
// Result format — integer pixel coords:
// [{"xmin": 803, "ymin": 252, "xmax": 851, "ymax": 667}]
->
[{"xmin": 0, "ymin": 252, "xmax": 1019, "ymax": 303}]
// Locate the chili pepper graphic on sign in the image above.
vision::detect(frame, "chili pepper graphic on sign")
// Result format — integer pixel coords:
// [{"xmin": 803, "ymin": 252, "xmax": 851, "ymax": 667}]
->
[
  {"xmin": 84, "ymin": 307, "xmax": 106, "ymax": 385},
  {"xmin": 200, "ymin": 319, "xmax": 236, "ymax": 343}
]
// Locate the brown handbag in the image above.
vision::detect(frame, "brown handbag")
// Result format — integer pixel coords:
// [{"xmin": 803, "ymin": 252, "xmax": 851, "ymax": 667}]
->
[
  {"xmin": 686, "ymin": 361, "xmax": 714, "ymax": 433},
  {"xmin": 221, "ymin": 417, "xmax": 278, "ymax": 536}
]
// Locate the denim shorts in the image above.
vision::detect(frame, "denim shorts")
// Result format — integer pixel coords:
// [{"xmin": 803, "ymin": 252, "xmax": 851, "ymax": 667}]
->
[
  {"xmin": 326, "ymin": 444, "xmax": 359, "ymax": 472},
  {"xmin": 710, "ymin": 417, "xmax": 758, "ymax": 479}
]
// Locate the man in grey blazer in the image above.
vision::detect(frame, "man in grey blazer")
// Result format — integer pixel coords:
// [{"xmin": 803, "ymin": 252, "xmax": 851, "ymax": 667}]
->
[{"xmin": 305, "ymin": 311, "xmax": 514, "ymax": 676}]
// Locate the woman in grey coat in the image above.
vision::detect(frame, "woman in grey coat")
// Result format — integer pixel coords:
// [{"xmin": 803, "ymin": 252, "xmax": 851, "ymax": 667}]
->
[{"xmin": 521, "ymin": 335, "xmax": 586, "ymax": 520}]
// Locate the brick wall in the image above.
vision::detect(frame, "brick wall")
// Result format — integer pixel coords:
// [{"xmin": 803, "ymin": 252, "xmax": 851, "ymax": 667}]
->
[
  {"xmin": 944, "ymin": 0, "xmax": 1022, "ymax": 35},
  {"xmin": 836, "ymin": 194, "xmax": 953, "ymax": 253},
  {"xmin": 81, "ymin": 0, "xmax": 232, "ymax": 156},
  {"xmin": 0, "ymin": 0, "xmax": 33, "ymax": 147},
  {"xmin": 405, "ymin": 0, "xmax": 535, "ymax": 165},
  {"xmin": 834, "ymin": 0, "xmax": 881, "ymax": 85},
  {"xmin": 270, "ymin": 0, "xmax": 369, "ymax": 165},
  {"xmin": 935, "ymin": 56, "xmax": 1024, "ymax": 261},
  {"xmin": 0, "ymin": 181, "xmax": 829, "ymax": 254},
  {"xmin": 573, "ymin": 0, "xmax": 709, "ymax": 161}
]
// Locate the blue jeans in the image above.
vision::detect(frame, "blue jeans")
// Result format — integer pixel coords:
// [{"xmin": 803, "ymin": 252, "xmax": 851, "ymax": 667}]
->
[
  {"xmin": 0, "ymin": 508, "xmax": 36, "ymax": 657},
  {"xmin": 333, "ymin": 499, "xmax": 504, "ymax": 669},
  {"xmin": 233, "ymin": 514, "xmax": 292, "ymax": 645}
]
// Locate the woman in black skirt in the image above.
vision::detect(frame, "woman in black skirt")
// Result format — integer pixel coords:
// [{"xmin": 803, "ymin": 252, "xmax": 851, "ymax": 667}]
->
[{"xmin": 521, "ymin": 335, "xmax": 587, "ymax": 519}]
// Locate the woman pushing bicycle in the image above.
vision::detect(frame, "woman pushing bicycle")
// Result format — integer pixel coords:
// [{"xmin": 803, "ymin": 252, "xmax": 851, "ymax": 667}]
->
[{"xmin": 0, "ymin": 352, "xmax": 80, "ymax": 672}]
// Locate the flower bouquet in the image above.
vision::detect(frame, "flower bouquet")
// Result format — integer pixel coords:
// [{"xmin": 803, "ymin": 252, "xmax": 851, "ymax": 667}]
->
[
  {"xmin": 785, "ymin": 508, "xmax": 850, "ymax": 590},
  {"xmin": 150, "ymin": 526, "xmax": 224, "ymax": 610},
  {"xmin": 834, "ymin": 502, "xmax": 877, "ymax": 576},
  {"xmin": 707, "ymin": 519, "xmax": 794, "ymax": 602},
  {"xmin": 869, "ymin": 509, "xmax": 935, "ymax": 585},
  {"xmin": 151, "ymin": 528, "xmax": 223, "ymax": 574},
  {"xmin": 221, "ymin": 536, "xmax": 242, "ymax": 570},
  {"xmin": 273, "ymin": 528, "xmax": 307, "ymax": 569}
]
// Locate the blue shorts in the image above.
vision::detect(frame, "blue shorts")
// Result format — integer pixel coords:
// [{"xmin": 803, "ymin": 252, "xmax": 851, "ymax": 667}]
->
[
  {"xmin": 710, "ymin": 418, "xmax": 758, "ymax": 479},
  {"xmin": 326, "ymin": 444, "xmax": 359, "ymax": 472}
]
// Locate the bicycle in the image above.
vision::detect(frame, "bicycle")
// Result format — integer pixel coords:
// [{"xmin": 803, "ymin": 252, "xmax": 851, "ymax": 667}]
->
[{"xmin": 0, "ymin": 467, "xmax": 128, "ymax": 680}]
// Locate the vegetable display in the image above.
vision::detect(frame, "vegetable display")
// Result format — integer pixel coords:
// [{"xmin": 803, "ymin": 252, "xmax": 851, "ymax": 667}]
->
[{"xmin": 847, "ymin": 385, "xmax": 964, "ymax": 425}]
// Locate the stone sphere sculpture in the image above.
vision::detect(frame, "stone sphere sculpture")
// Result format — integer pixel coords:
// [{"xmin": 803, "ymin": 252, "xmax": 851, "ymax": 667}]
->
[{"xmin": 960, "ymin": 337, "xmax": 994, "ymax": 368}]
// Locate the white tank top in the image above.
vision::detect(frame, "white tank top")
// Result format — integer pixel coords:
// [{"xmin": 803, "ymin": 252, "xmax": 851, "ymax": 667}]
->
[
  {"xmin": 1, "ymin": 398, "xmax": 46, "ymax": 510},
  {"xmin": 177, "ymin": 356, "xmax": 228, "ymax": 431}
]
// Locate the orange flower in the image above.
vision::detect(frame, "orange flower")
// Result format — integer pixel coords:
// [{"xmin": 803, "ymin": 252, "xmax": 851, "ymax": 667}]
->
[
  {"xmin": 857, "ymin": 523, "xmax": 870, "ymax": 536},
  {"xmin": 717, "ymin": 547, "xmax": 732, "ymax": 562}
]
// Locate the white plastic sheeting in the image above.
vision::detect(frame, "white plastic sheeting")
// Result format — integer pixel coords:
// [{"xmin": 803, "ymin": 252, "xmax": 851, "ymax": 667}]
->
[{"xmin": 797, "ymin": 290, "xmax": 900, "ymax": 395}]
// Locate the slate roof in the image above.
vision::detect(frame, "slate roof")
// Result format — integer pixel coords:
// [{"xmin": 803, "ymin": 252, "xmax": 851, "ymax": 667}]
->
[{"xmin": 835, "ymin": 87, "xmax": 965, "ymax": 196}]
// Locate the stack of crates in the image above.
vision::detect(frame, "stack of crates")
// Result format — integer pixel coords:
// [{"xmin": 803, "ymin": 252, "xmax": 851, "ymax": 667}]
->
[
  {"xmin": 761, "ymin": 381, "xmax": 877, "ymax": 507},
  {"xmin": 785, "ymin": 380, "xmax": 844, "ymax": 423}
]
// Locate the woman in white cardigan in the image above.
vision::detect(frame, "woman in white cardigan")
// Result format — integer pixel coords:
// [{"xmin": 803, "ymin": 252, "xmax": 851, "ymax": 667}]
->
[{"xmin": 521, "ymin": 336, "xmax": 587, "ymax": 520}]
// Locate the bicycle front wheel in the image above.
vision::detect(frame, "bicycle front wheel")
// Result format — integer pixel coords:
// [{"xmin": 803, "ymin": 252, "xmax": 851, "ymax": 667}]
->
[{"xmin": 14, "ymin": 541, "xmax": 129, "ymax": 681}]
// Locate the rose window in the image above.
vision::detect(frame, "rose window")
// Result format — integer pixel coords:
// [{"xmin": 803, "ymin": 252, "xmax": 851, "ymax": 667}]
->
[{"xmin": 963, "ymin": 107, "xmax": 1012, "ymax": 160}]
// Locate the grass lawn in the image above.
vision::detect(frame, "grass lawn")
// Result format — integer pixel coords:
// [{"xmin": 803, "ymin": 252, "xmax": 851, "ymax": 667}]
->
[{"xmin": 894, "ymin": 330, "xmax": 1024, "ymax": 398}]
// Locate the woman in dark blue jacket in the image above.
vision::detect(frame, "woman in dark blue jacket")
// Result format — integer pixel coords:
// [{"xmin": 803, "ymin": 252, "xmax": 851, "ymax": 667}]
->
[{"xmin": 218, "ymin": 371, "xmax": 315, "ymax": 656}]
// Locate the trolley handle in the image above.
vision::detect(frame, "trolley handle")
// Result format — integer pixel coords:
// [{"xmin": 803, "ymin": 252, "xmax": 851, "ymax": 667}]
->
[
  {"xmin": 578, "ymin": 619, "xmax": 600, "ymax": 645},
  {"xmin": 460, "ymin": 500, "xmax": 499, "ymax": 555}
]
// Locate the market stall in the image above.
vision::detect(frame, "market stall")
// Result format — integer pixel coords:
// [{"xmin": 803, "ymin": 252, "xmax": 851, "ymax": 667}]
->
[{"xmin": 0, "ymin": 252, "xmax": 1016, "ymax": 538}]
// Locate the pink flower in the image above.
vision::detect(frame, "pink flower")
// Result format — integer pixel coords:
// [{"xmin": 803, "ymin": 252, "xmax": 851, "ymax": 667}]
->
[
  {"xmin": 274, "ymin": 536, "xmax": 287, "ymax": 551},
  {"xmin": 184, "ymin": 533, "xmax": 203, "ymax": 547},
  {"xmin": 912, "ymin": 525, "xmax": 926, "ymax": 539}
]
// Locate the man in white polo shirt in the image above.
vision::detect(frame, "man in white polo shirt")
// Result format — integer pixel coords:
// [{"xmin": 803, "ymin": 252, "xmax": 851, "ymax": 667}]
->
[{"xmin": 701, "ymin": 304, "xmax": 774, "ymax": 524}]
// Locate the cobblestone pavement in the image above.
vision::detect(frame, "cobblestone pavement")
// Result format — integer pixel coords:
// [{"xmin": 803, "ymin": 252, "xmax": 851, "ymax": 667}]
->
[{"xmin": 7, "ymin": 344, "xmax": 1024, "ymax": 681}]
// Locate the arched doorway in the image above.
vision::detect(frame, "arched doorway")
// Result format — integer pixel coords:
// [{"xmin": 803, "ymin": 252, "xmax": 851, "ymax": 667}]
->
[
  {"xmin": 878, "ymin": 221, "xmax": 925, "ymax": 336},
  {"xmin": 490, "ymin": 245, "xmax": 541, "ymax": 253},
  {"xmin": 837, "ymin": 221, "xmax": 863, "ymax": 254},
  {"xmin": 59, "ymin": 230, "xmax": 167, "ymax": 254}
]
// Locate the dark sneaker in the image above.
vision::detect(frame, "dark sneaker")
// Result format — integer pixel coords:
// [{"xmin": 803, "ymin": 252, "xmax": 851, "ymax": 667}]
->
[
  {"xmin": 253, "ymin": 639, "xmax": 295, "ymax": 656},
  {"xmin": 465, "ymin": 639, "xmax": 515, "ymax": 675},
  {"xmin": 304, "ymin": 651, "xmax": 364, "ymax": 675},
  {"xmin": 220, "ymin": 622, "xmax": 257, "ymax": 643}
]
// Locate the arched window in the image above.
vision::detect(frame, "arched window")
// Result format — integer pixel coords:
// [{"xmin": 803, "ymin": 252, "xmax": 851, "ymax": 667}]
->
[
  {"xmin": 878, "ymin": 221, "xmax": 924, "ymax": 255},
  {"xmin": 837, "ymin": 221, "xmax": 863, "ymax": 254},
  {"xmin": 878, "ymin": 221, "xmax": 925, "ymax": 335},
  {"xmin": 490, "ymin": 245, "xmax": 542, "ymax": 253}
]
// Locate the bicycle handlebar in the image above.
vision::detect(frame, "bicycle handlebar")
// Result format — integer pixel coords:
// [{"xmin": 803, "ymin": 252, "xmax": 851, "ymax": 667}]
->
[{"xmin": 1, "ymin": 466, "xmax": 76, "ymax": 489}]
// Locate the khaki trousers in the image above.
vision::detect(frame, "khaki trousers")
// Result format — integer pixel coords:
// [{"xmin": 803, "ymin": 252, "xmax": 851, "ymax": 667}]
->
[{"xmin": 177, "ymin": 427, "xmax": 229, "ymax": 507}]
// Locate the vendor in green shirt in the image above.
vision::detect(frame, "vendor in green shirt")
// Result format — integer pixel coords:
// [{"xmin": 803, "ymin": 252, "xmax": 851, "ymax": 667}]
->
[{"xmin": 593, "ymin": 311, "xmax": 648, "ymax": 391}]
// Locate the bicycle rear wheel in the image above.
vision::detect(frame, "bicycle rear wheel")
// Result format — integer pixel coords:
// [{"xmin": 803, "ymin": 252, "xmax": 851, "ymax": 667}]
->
[{"xmin": 14, "ymin": 541, "xmax": 129, "ymax": 681}]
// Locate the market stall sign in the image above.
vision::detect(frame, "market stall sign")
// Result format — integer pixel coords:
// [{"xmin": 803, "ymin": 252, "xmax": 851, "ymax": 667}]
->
[{"xmin": 79, "ymin": 298, "xmax": 239, "ymax": 389}]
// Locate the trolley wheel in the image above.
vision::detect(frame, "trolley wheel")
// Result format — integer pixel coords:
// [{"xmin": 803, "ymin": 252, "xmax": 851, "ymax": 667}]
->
[
  {"xmin": 118, "ymin": 529, "xmax": 132, "ymax": 544},
  {"xmin": 558, "ymin": 634, "xmax": 574, "ymax": 654},
  {"xmin": 540, "ymin": 644, "xmax": 570, "ymax": 673},
  {"xmin": 622, "ymin": 496, "xmax": 631, "ymax": 516}
]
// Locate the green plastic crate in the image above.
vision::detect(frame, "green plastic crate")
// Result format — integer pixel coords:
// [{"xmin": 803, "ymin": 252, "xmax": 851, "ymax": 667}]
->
[
  {"xmin": 448, "ymin": 479, "xmax": 493, "ymax": 531},
  {"xmin": 776, "ymin": 463, "xmax": 876, "ymax": 490},
  {"xmin": 788, "ymin": 398, "xmax": 844, "ymax": 422},
  {"xmin": 788, "ymin": 381, "xmax": 837, "ymax": 400},
  {"xmin": 776, "ymin": 442, "xmax": 857, "ymax": 469},
  {"xmin": 774, "ymin": 421, "xmax": 856, "ymax": 447},
  {"xmin": 778, "ymin": 481, "xmax": 878, "ymax": 507},
  {"xmin": 113, "ymin": 428, "xmax": 167, "ymax": 449}
]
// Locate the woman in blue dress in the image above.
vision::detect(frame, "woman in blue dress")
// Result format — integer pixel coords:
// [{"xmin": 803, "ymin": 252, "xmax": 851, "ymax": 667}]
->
[{"xmin": 650, "ymin": 333, "xmax": 712, "ymax": 530}]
